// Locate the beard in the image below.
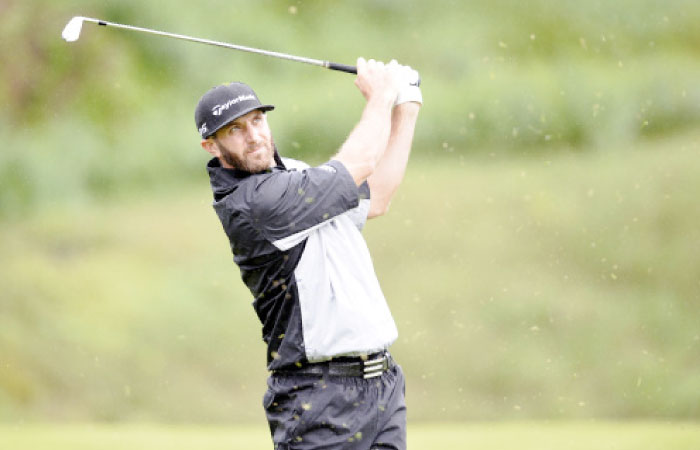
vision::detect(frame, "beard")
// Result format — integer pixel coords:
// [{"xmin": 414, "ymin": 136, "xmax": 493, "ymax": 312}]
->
[{"xmin": 217, "ymin": 138, "xmax": 275, "ymax": 173}]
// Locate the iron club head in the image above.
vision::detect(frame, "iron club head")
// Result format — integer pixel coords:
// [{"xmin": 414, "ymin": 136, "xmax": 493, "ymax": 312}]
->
[{"xmin": 62, "ymin": 16, "xmax": 87, "ymax": 42}]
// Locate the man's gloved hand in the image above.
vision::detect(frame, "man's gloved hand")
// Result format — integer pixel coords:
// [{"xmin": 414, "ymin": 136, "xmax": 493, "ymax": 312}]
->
[{"xmin": 394, "ymin": 63, "xmax": 422, "ymax": 107}]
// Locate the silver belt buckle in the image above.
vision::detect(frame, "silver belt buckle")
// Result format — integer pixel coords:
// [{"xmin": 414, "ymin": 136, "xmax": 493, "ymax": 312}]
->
[{"xmin": 362, "ymin": 356, "xmax": 386, "ymax": 379}]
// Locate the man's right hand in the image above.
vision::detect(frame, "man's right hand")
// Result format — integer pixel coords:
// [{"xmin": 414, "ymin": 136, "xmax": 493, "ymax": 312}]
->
[
  {"xmin": 333, "ymin": 58, "xmax": 417, "ymax": 186},
  {"xmin": 354, "ymin": 57, "xmax": 403, "ymax": 106}
]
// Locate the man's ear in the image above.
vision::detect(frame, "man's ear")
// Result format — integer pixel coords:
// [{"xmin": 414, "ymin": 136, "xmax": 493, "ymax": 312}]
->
[{"xmin": 201, "ymin": 138, "xmax": 220, "ymax": 158}]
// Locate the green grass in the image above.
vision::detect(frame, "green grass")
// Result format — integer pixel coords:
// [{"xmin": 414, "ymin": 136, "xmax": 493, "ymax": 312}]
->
[
  {"xmin": 0, "ymin": 422, "xmax": 699, "ymax": 450},
  {"xmin": 1, "ymin": 132, "xmax": 700, "ymax": 421}
]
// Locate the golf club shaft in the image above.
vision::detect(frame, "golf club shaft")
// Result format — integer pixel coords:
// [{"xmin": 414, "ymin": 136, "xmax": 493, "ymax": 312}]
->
[{"xmin": 84, "ymin": 18, "xmax": 358, "ymax": 74}]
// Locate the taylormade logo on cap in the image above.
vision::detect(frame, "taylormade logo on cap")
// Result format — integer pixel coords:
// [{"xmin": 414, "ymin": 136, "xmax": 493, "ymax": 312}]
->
[{"xmin": 212, "ymin": 94, "xmax": 256, "ymax": 116}]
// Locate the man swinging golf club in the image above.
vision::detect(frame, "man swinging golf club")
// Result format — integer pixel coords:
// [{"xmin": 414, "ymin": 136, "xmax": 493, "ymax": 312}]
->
[{"xmin": 195, "ymin": 57, "xmax": 422, "ymax": 449}]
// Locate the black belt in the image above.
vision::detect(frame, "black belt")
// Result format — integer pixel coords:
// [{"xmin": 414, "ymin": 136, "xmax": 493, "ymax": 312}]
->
[{"xmin": 273, "ymin": 352, "xmax": 393, "ymax": 379}]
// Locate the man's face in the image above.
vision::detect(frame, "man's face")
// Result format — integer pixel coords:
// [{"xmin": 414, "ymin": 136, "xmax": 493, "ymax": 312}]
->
[{"xmin": 210, "ymin": 110, "xmax": 275, "ymax": 173}]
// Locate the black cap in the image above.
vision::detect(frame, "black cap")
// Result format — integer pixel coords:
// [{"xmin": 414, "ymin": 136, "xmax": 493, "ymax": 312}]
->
[{"xmin": 195, "ymin": 82, "xmax": 274, "ymax": 139}]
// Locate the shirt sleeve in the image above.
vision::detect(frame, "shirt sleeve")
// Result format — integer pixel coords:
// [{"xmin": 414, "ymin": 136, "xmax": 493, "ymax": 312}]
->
[
  {"xmin": 344, "ymin": 181, "xmax": 371, "ymax": 231},
  {"xmin": 243, "ymin": 160, "xmax": 360, "ymax": 249}
]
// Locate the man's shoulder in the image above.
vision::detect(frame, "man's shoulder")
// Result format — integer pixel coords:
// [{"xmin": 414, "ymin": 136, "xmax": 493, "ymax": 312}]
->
[
  {"xmin": 281, "ymin": 157, "xmax": 310, "ymax": 171},
  {"xmin": 215, "ymin": 167, "xmax": 297, "ymax": 215},
  {"xmin": 282, "ymin": 157, "xmax": 347, "ymax": 177}
]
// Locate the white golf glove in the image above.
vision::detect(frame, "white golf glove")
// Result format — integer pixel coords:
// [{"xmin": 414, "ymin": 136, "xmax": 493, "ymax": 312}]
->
[{"xmin": 394, "ymin": 65, "xmax": 422, "ymax": 107}]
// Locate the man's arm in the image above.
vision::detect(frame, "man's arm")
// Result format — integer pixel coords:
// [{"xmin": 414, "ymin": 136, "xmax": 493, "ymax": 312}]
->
[
  {"xmin": 332, "ymin": 58, "xmax": 402, "ymax": 186},
  {"xmin": 367, "ymin": 102, "xmax": 420, "ymax": 218}
]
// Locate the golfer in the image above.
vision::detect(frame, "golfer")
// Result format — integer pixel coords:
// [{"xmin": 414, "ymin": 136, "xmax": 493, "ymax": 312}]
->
[{"xmin": 194, "ymin": 58, "xmax": 421, "ymax": 449}]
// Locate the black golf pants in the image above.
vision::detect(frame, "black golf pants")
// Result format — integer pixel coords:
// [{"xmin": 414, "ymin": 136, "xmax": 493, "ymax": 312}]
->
[{"xmin": 263, "ymin": 363, "xmax": 407, "ymax": 449}]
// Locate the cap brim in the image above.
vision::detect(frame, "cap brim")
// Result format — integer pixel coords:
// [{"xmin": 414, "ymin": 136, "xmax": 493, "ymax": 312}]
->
[{"xmin": 205, "ymin": 104, "xmax": 275, "ymax": 138}]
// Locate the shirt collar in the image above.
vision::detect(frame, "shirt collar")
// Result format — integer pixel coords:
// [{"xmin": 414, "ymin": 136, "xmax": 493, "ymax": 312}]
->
[{"xmin": 206, "ymin": 150, "xmax": 287, "ymax": 201}]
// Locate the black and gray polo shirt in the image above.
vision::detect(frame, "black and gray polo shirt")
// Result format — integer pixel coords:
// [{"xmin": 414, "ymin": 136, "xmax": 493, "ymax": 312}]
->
[{"xmin": 207, "ymin": 155, "xmax": 398, "ymax": 370}]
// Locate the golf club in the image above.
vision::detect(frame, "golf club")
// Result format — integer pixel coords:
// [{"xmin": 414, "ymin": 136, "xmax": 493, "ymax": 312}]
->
[{"xmin": 62, "ymin": 16, "xmax": 420, "ymax": 86}]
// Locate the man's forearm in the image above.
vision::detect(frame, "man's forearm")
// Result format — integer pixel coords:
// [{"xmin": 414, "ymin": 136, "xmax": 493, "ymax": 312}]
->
[
  {"xmin": 332, "ymin": 94, "xmax": 395, "ymax": 186},
  {"xmin": 367, "ymin": 103, "xmax": 420, "ymax": 218}
]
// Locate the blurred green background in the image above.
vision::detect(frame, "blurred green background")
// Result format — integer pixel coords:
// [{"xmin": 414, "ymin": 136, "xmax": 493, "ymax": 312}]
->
[{"xmin": 1, "ymin": 0, "xmax": 699, "ymax": 436}]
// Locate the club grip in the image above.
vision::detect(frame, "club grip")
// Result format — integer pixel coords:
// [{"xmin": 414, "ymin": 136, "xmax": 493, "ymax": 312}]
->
[
  {"xmin": 327, "ymin": 62, "xmax": 357, "ymax": 74},
  {"xmin": 328, "ymin": 61, "xmax": 421, "ymax": 87}
]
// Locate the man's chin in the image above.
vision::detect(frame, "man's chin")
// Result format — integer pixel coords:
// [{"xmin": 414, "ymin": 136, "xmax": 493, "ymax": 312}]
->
[
  {"xmin": 245, "ymin": 154, "xmax": 274, "ymax": 173},
  {"xmin": 222, "ymin": 146, "xmax": 274, "ymax": 173}
]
